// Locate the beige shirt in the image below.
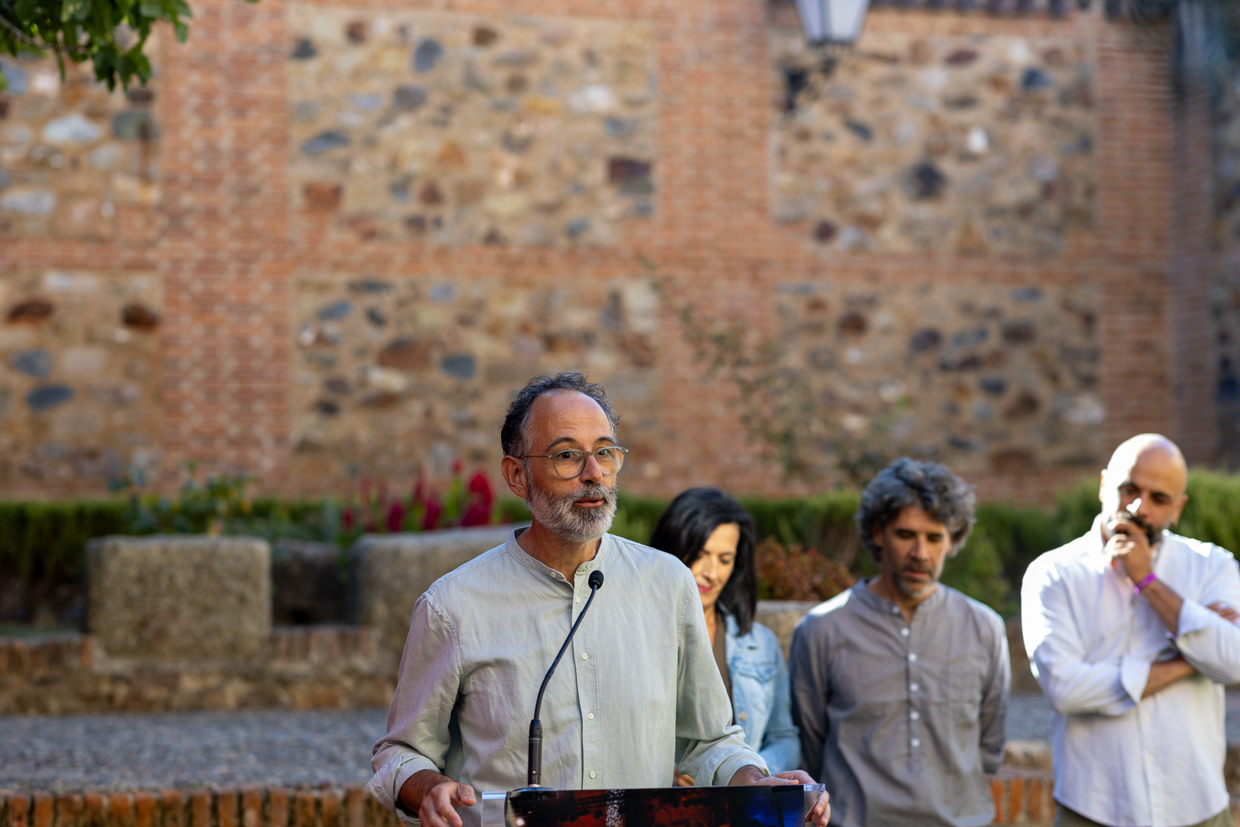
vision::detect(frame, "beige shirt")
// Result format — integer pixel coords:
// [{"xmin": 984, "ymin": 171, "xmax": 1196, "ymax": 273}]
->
[{"xmin": 369, "ymin": 531, "xmax": 764, "ymax": 827}]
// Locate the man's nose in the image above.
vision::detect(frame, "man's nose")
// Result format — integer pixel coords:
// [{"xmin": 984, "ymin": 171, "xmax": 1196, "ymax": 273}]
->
[
  {"xmin": 1130, "ymin": 496, "xmax": 1146, "ymax": 517},
  {"xmin": 908, "ymin": 537, "xmax": 926, "ymax": 558},
  {"xmin": 579, "ymin": 452, "xmax": 604, "ymax": 483}
]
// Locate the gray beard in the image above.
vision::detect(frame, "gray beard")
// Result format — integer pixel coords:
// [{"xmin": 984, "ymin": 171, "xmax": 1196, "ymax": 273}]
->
[{"xmin": 528, "ymin": 479, "xmax": 618, "ymax": 544}]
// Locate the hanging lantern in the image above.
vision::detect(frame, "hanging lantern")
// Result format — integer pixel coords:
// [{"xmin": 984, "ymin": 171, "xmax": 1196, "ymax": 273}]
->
[{"xmin": 794, "ymin": 0, "xmax": 872, "ymax": 46}]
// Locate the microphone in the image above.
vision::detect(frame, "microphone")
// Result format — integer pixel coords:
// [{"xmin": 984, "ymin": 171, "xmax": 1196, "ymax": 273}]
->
[{"xmin": 526, "ymin": 569, "xmax": 605, "ymax": 788}]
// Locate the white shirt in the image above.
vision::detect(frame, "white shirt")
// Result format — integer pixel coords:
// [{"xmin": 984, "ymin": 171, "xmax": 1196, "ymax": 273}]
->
[{"xmin": 1021, "ymin": 519, "xmax": 1240, "ymax": 827}]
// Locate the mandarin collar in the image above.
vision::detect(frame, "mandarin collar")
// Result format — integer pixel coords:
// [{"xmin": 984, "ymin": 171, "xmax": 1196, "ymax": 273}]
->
[
  {"xmin": 505, "ymin": 528, "xmax": 610, "ymax": 583},
  {"xmin": 852, "ymin": 576, "xmax": 947, "ymax": 617}
]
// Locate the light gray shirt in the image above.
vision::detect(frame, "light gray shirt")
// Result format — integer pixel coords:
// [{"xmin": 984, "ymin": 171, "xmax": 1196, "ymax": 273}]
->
[
  {"xmin": 369, "ymin": 530, "xmax": 765, "ymax": 827},
  {"xmin": 1022, "ymin": 521, "xmax": 1240, "ymax": 827},
  {"xmin": 790, "ymin": 581, "xmax": 1009, "ymax": 827}
]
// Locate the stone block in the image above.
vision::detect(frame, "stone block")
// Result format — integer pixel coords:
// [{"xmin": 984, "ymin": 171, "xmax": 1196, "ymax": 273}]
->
[
  {"xmin": 351, "ymin": 525, "xmax": 517, "ymax": 651},
  {"xmin": 755, "ymin": 600, "xmax": 817, "ymax": 661},
  {"xmin": 86, "ymin": 536, "xmax": 270, "ymax": 662}
]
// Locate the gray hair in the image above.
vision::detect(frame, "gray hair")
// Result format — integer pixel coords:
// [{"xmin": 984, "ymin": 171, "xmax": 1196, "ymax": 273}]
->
[
  {"xmin": 500, "ymin": 372, "xmax": 620, "ymax": 458},
  {"xmin": 856, "ymin": 458, "xmax": 976, "ymax": 560}
]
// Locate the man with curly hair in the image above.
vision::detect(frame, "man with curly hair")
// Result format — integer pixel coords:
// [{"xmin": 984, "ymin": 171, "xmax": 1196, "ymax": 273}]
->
[{"xmin": 789, "ymin": 458, "xmax": 1010, "ymax": 827}]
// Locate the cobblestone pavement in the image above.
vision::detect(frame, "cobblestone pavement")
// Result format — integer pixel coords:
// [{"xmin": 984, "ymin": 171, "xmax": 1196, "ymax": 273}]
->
[
  {"xmin": 0, "ymin": 709, "xmax": 387, "ymax": 793},
  {"xmin": 1, "ymin": 692, "xmax": 1236, "ymax": 792}
]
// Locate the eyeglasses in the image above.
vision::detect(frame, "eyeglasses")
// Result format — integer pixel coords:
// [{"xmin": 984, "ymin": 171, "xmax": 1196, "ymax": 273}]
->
[{"xmin": 515, "ymin": 446, "xmax": 629, "ymax": 479}]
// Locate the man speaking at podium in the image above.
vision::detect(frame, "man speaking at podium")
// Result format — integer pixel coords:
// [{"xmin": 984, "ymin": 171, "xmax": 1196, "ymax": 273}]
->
[{"xmin": 369, "ymin": 373, "xmax": 831, "ymax": 827}]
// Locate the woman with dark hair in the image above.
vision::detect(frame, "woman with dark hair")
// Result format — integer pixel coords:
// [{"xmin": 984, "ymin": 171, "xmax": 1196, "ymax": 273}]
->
[{"xmin": 649, "ymin": 487, "xmax": 800, "ymax": 780}]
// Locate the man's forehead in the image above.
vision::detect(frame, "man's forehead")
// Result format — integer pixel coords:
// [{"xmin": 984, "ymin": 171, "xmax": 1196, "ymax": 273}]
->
[
  {"xmin": 890, "ymin": 504, "xmax": 947, "ymax": 532},
  {"xmin": 526, "ymin": 390, "xmax": 613, "ymax": 441}
]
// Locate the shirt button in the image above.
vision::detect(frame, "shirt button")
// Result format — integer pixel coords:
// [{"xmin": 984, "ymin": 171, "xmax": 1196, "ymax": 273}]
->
[
  {"xmin": 908, "ymin": 653, "xmax": 917, "ymax": 663},
  {"xmin": 910, "ymin": 710, "xmax": 920, "ymax": 721},
  {"xmin": 891, "ymin": 606, "xmax": 900, "ymax": 615},
  {"xmin": 587, "ymin": 712, "xmax": 594, "ymax": 720},
  {"xmin": 900, "ymin": 627, "xmax": 910, "ymax": 637},
  {"xmin": 575, "ymin": 597, "xmax": 581, "ymax": 603},
  {"xmin": 581, "ymin": 653, "xmax": 588, "ymax": 660},
  {"xmin": 911, "ymin": 738, "xmax": 921, "ymax": 748},
  {"xmin": 1147, "ymin": 754, "xmax": 1154, "ymax": 763},
  {"xmin": 590, "ymin": 771, "xmax": 596, "ymax": 779},
  {"xmin": 739, "ymin": 712, "xmax": 748, "ymax": 721},
  {"xmin": 910, "ymin": 682, "xmax": 919, "ymax": 693}
]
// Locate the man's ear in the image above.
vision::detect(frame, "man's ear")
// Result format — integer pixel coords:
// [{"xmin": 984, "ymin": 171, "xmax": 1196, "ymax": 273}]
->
[
  {"xmin": 1172, "ymin": 492, "xmax": 1188, "ymax": 526},
  {"xmin": 871, "ymin": 526, "xmax": 885, "ymax": 554},
  {"xmin": 1098, "ymin": 468, "xmax": 1107, "ymax": 505},
  {"xmin": 501, "ymin": 455, "xmax": 530, "ymax": 501}
]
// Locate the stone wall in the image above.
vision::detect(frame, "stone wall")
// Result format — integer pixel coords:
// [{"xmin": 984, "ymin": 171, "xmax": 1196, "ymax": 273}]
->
[
  {"xmin": 0, "ymin": 0, "xmax": 1206, "ymax": 502},
  {"xmin": 0, "ymin": 55, "xmax": 160, "ymax": 242},
  {"xmin": 292, "ymin": 275, "xmax": 661, "ymax": 486},
  {"xmin": 0, "ymin": 270, "xmax": 163, "ymax": 490},
  {"xmin": 773, "ymin": 30, "xmax": 1096, "ymax": 257},
  {"xmin": 286, "ymin": 7, "xmax": 657, "ymax": 247},
  {"xmin": 0, "ymin": 628, "xmax": 392, "ymax": 715},
  {"xmin": 772, "ymin": 278, "xmax": 1100, "ymax": 477}
]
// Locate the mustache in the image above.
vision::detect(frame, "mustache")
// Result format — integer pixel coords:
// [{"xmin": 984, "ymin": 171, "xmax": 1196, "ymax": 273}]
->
[
  {"xmin": 901, "ymin": 561, "xmax": 935, "ymax": 574},
  {"xmin": 1118, "ymin": 509, "xmax": 1151, "ymax": 530},
  {"xmin": 569, "ymin": 482, "xmax": 612, "ymax": 503}
]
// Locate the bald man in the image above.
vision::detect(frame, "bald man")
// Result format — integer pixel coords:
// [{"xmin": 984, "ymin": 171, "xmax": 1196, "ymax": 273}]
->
[{"xmin": 1022, "ymin": 435, "xmax": 1240, "ymax": 827}]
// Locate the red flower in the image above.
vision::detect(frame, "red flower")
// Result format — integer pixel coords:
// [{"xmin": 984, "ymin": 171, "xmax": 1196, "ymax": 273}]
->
[
  {"xmin": 422, "ymin": 498, "xmax": 443, "ymax": 531},
  {"xmin": 386, "ymin": 501, "xmax": 406, "ymax": 533},
  {"xmin": 342, "ymin": 507, "xmax": 355, "ymax": 530},
  {"xmin": 461, "ymin": 502, "xmax": 490, "ymax": 527},
  {"xmin": 468, "ymin": 471, "xmax": 494, "ymax": 508}
]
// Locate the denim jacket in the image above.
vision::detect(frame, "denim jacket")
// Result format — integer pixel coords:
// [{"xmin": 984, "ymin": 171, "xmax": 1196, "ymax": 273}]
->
[{"xmin": 725, "ymin": 613, "xmax": 801, "ymax": 774}]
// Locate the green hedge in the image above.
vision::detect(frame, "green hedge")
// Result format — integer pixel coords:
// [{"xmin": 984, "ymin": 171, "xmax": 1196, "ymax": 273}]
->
[{"xmin": 5, "ymin": 470, "xmax": 1240, "ymax": 623}]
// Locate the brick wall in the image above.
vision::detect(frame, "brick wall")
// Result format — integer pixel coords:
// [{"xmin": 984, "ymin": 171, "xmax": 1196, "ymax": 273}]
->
[
  {"xmin": 1, "ymin": 785, "xmax": 1237, "ymax": 827},
  {"xmin": 0, "ymin": 0, "xmax": 1207, "ymax": 504}
]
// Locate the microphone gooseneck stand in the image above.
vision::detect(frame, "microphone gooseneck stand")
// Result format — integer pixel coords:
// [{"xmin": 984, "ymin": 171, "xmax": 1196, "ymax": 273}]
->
[{"xmin": 525, "ymin": 569, "xmax": 605, "ymax": 789}]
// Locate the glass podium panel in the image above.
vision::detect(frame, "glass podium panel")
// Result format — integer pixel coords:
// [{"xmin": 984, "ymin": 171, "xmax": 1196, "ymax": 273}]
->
[{"xmin": 480, "ymin": 784, "xmax": 824, "ymax": 827}]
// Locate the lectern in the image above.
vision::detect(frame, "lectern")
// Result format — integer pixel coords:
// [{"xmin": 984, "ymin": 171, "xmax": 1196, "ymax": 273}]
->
[{"xmin": 481, "ymin": 784, "xmax": 824, "ymax": 827}]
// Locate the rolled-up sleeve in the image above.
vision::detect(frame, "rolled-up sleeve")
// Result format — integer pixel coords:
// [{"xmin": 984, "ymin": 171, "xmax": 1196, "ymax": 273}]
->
[
  {"xmin": 370, "ymin": 594, "xmax": 461, "ymax": 818},
  {"xmin": 1175, "ymin": 557, "xmax": 1240, "ymax": 685},
  {"xmin": 673, "ymin": 574, "xmax": 767, "ymax": 785},
  {"xmin": 1022, "ymin": 558, "xmax": 1138, "ymax": 716}
]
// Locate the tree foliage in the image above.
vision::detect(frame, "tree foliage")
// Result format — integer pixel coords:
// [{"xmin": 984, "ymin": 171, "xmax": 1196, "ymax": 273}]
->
[{"xmin": 0, "ymin": 0, "xmax": 229, "ymax": 93}]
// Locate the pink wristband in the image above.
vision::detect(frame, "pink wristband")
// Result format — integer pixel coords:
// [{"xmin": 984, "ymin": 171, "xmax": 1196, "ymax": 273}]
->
[{"xmin": 1133, "ymin": 572, "xmax": 1157, "ymax": 594}]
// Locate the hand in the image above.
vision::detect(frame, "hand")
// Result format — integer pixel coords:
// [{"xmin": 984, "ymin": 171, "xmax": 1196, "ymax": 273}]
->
[
  {"xmin": 772, "ymin": 771, "xmax": 830, "ymax": 826},
  {"xmin": 673, "ymin": 765, "xmax": 695, "ymax": 787},
  {"xmin": 1106, "ymin": 515, "xmax": 1154, "ymax": 584},
  {"xmin": 414, "ymin": 781, "xmax": 476, "ymax": 827},
  {"xmin": 729, "ymin": 767, "xmax": 830, "ymax": 826},
  {"xmin": 1209, "ymin": 602, "xmax": 1240, "ymax": 623}
]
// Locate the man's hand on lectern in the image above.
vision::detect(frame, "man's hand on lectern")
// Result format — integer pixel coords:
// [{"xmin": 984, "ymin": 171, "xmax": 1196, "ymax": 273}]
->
[
  {"xmin": 399, "ymin": 770, "xmax": 476, "ymax": 827},
  {"xmin": 728, "ymin": 766, "xmax": 831, "ymax": 826}
]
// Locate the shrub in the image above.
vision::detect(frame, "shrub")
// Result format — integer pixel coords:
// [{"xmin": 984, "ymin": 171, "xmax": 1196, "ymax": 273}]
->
[
  {"xmin": 755, "ymin": 539, "xmax": 856, "ymax": 602},
  {"xmin": 0, "ymin": 500, "xmax": 127, "ymax": 623}
]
